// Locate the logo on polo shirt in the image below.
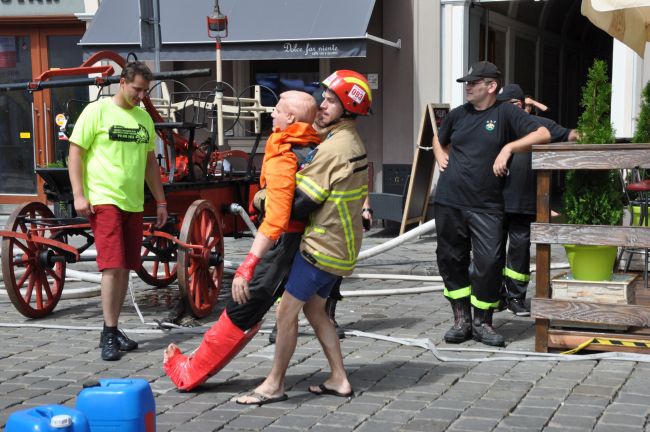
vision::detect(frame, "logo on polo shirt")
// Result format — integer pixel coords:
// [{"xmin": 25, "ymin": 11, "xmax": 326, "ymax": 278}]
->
[
  {"xmin": 485, "ymin": 120, "xmax": 496, "ymax": 132},
  {"xmin": 109, "ymin": 125, "xmax": 150, "ymax": 144}
]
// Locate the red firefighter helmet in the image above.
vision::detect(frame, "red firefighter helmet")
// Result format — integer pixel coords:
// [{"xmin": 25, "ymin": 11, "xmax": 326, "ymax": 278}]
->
[{"xmin": 321, "ymin": 70, "xmax": 372, "ymax": 116}]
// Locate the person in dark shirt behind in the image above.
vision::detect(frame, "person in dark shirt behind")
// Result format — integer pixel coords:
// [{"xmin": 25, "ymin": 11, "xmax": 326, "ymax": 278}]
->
[{"xmin": 495, "ymin": 84, "xmax": 576, "ymax": 316}]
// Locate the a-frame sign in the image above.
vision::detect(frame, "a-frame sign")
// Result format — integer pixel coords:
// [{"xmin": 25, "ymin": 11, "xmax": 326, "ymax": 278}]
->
[{"xmin": 399, "ymin": 103, "xmax": 450, "ymax": 234}]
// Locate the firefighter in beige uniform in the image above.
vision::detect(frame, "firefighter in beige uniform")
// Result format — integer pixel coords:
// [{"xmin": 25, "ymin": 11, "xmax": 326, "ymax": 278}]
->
[{"xmin": 237, "ymin": 70, "xmax": 371, "ymax": 405}]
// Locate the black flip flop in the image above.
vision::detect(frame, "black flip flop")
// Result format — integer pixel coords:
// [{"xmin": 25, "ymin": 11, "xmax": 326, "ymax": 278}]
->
[
  {"xmin": 235, "ymin": 391, "xmax": 288, "ymax": 406},
  {"xmin": 308, "ymin": 383, "xmax": 354, "ymax": 398}
]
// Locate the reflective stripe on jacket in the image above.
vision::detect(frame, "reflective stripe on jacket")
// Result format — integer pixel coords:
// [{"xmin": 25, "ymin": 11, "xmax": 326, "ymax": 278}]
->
[{"xmin": 297, "ymin": 119, "xmax": 368, "ymax": 276}]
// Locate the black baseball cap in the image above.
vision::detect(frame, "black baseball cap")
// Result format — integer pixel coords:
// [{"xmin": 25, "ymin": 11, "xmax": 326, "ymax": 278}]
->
[
  {"xmin": 496, "ymin": 84, "xmax": 525, "ymax": 104},
  {"xmin": 456, "ymin": 61, "xmax": 501, "ymax": 83},
  {"xmin": 312, "ymin": 87, "xmax": 325, "ymax": 106}
]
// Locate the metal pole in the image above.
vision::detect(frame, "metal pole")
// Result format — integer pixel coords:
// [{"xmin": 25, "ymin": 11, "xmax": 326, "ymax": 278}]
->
[
  {"xmin": 216, "ymin": 39, "xmax": 225, "ymax": 147},
  {"xmin": 152, "ymin": 0, "xmax": 161, "ymax": 76}
]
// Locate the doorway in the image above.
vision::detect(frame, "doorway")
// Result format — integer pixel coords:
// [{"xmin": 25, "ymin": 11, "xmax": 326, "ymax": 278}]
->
[{"xmin": 0, "ymin": 25, "xmax": 85, "ymax": 204}]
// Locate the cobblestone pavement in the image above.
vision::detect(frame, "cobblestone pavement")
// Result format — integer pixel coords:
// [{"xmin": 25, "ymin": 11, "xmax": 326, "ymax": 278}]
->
[{"xmin": 2, "ymin": 226, "xmax": 650, "ymax": 432}]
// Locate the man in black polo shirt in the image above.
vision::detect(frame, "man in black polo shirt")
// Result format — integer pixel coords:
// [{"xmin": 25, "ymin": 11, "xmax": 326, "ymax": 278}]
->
[
  {"xmin": 496, "ymin": 84, "xmax": 577, "ymax": 317},
  {"xmin": 433, "ymin": 62, "xmax": 550, "ymax": 347}
]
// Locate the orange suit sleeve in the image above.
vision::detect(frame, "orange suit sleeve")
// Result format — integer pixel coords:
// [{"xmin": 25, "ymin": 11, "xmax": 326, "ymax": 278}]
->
[{"xmin": 257, "ymin": 148, "xmax": 298, "ymax": 241}]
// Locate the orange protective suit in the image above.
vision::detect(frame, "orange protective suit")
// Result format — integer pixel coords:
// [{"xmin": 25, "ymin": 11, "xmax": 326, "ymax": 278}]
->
[
  {"xmin": 258, "ymin": 122, "xmax": 320, "ymax": 240},
  {"xmin": 163, "ymin": 122, "xmax": 319, "ymax": 391}
]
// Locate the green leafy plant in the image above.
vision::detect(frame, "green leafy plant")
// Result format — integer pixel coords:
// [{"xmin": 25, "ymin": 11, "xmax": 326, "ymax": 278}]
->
[
  {"xmin": 562, "ymin": 59, "xmax": 623, "ymax": 226},
  {"xmin": 45, "ymin": 160, "xmax": 66, "ymax": 168}
]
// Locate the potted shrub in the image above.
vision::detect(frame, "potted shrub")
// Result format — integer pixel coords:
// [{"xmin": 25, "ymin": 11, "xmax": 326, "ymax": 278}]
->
[{"xmin": 562, "ymin": 59, "xmax": 623, "ymax": 281}]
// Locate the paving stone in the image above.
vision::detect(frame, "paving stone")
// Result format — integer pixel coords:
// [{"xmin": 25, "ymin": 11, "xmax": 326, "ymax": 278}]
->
[
  {"xmin": 501, "ymin": 414, "xmax": 550, "ymax": 429},
  {"xmin": 594, "ymin": 425, "xmax": 641, "ymax": 432},
  {"xmin": 597, "ymin": 413, "xmax": 646, "ymax": 427},
  {"xmin": 604, "ymin": 402, "xmax": 649, "ymax": 416},
  {"xmin": 517, "ymin": 397, "xmax": 562, "ymax": 409},
  {"xmin": 548, "ymin": 414, "xmax": 597, "ymax": 429},
  {"xmin": 447, "ymin": 416, "xmax": 500, "ymax": 431},
  {"xmin": 0, "ymin": 237, "xmax": 644, "ymax": 432},
  {"xmin": 272, "ymin": 414, "xmax": 322, "ymax": 429},
  {"xmin": 555, "ymin": 404, "xmax": 604, "ymax": 418},
  {"xmin": 510, "ymin": 406, "xmax": 555, "ymax": 418},
  {"xmin": 353, "ymin": 420, "xmax": 403, "ymax": 432},
  {"xmin": 399, "ymin": 419, "xmax": 452, "ymax": 432},
  {"xmin": 220, "ymin": 413, "xmax": 277, "ymax": 429}
]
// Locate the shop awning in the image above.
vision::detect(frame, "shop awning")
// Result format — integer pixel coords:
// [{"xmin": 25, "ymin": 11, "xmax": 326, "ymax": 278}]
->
[{"xmin": 79, "ymin": 0, "xmax": 400, "ymax": 61}]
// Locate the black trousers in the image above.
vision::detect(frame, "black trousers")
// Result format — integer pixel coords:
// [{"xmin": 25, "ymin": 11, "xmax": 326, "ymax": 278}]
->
[
  {"xmin": 226, "ymin": 232, "xmax": 302, "ymax": 330},
  {"xmin": 435, "ymin": 204, "xmax": 504, "ymax": 309},
  {"xmin": 502, "ymin": 212, "xmax": 535, "ymax": 300}
]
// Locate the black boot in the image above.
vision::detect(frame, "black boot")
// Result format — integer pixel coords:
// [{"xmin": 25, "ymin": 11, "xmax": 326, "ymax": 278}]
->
[
  {"xmin": 269, "ymin": 323, "xmax": 277, "ymax": 344},
  {"xmin": 444, "ymin": 299, "xmax": 472, "ymax": 343},
  {"xmin": 325, "ymin": 297, "xmax": 345, "ymax": 339},
  {"xmin": 472, "ymin": 308, "xmax": 505, "ymax": 347}
]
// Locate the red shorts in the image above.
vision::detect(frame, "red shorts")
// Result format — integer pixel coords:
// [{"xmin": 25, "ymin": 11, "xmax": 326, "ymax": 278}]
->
[{"xmin": 89, "ymin": 205, "xmax": 143, "ymax": 271}]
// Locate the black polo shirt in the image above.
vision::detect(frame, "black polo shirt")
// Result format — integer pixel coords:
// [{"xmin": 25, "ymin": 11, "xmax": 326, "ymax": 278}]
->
[
  {"xmin": 435, "ymin": 101, "xmax": 541, "ymax": 213},
  {"xmin": 504, "ymin": 115, "xmax": 571, "ymax": 214}
]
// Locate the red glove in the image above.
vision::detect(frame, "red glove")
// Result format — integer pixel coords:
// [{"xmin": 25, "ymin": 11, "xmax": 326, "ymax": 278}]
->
[{"xmin": 235, "ymin": 252, "xmax": 261, "ymax": 282}]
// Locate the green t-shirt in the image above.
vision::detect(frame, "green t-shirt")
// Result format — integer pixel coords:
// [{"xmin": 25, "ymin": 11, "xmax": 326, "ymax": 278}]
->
[{"xmin": 70, "ymin": 97, "xmax": 155, "ymax": 212}]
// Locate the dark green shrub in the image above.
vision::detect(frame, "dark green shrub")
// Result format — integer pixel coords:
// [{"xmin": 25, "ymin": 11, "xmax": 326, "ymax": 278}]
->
[
  {"xmin": 633, "ymin": 79, "xmax": 650, "ymax": 145},
  {"xmin": 563, "ymin": 59, "xmax": 623, "ymax": 226}
]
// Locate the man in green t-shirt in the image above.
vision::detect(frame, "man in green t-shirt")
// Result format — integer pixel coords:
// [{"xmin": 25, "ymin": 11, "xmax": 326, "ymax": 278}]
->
[{"xmin": 68, "ymin": 61, "xmax": 167, "ymax": 361}]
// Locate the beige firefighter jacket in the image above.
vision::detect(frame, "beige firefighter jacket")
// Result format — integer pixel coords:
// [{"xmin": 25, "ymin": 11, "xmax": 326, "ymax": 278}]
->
[{"xmin": 296, "ymin": 119, "xmax": 368, "ymax": 276}]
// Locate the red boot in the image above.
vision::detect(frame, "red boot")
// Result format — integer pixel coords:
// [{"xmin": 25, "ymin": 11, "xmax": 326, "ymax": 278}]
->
[{"xmin": 164, "ymin": 311, "xmax": 261, "ymax": 391}]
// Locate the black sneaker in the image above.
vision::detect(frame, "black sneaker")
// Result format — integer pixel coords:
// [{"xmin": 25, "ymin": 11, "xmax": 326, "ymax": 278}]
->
[
  {"xmin": 507, "ymin": 298, "xmax": 530, "ymax": 317},
  {"xmin": 100, "ymin": 331, "xmax": 121, "ymax": 361},
  {"xmin": 100, "ymin": 329, "xmax": 138, "ymax": 351},
  {"xmin": 269, "ymin": 324, "xmax": 277, "ymax": 344}
]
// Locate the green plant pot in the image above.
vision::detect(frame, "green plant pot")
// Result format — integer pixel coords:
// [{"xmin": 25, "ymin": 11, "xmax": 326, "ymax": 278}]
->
[
  {"xmin": 563, "ymin": 244, "xmax": 618, "ymax": 281},
  {"xmin": 631, "ymin": 205, "xmax": 649, "ymax": 226}
]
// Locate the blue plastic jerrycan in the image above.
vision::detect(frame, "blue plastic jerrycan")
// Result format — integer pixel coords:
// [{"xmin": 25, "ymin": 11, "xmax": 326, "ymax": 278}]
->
[
  {"xmin": 5, "ymin": 404, "xmax": 90, "ymax": 432},
  {"xmin": 76, "ymin": 378, "xmax": 156, "ymax": 432}
]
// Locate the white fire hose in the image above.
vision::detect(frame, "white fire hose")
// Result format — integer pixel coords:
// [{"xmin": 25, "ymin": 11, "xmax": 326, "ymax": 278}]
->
[
  {"xmin": 2, "ymin": 210, "xmax": 616, "ymax": 367},
  {"xmin": 0, "ymin": 214, "xmax": 569, "ymax": 299}
]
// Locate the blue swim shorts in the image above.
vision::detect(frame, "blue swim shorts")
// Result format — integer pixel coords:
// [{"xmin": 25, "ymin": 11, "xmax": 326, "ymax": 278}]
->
[{"xmin": 284, "ymin": 251, "xmax": 340, "ymax": 302}]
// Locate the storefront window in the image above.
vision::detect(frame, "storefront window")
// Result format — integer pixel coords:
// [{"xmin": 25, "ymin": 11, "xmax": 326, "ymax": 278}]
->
[
  {"xmin": 251, "ymin": 60, "xmax": 319, "ymax": 135},
  {"xmin": 0, "ymin": 35, "xmax": 36, "ymax": 195},
  {"xmin": 47, "ymin": 34, "xmax": 86, "ymax": 165}
]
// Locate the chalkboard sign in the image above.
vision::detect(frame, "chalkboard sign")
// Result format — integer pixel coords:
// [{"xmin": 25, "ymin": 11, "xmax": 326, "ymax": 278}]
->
[{"xmin": 399, "ymin": 103, "xmax": 450, "ymax": 234}]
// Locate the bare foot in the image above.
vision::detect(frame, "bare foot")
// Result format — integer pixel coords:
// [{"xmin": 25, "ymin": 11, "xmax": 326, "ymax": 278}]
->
[{"xmin": 163, "ymin": 343, "xmax": 181, "ymax": 363}]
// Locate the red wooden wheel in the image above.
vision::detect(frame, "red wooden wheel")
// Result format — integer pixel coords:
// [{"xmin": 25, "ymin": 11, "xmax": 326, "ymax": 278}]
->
[
  {"xmin": 1, "ymin": 202, "xmax": 66, "ymax": 318},
  {"xmin": 136, "ymin": 232, "xmax": 178, "ymax": 287},
  {"xmin": 177, "ymin": 200, "xmax": 224, "ymax": 318}
]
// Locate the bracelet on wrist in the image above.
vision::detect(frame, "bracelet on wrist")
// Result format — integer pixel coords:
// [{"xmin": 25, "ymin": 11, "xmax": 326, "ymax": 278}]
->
[{"xmin": 156, "ymin": 201, "xmax": 167, "ymax": 208}]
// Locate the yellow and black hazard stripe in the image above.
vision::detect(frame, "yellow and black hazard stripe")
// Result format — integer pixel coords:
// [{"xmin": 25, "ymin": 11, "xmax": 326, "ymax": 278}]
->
[{"xmin": 563, "ymin": 337, "xmax": 650, "ymax": 354}]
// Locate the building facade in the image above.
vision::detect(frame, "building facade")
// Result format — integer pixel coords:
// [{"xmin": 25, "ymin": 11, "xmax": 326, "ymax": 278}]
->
[{"xmin": 0, "ymin": 0, "xmax": 648, "ymax": 207}]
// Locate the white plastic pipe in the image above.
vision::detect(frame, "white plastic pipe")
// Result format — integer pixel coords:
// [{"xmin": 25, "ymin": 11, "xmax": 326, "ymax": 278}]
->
[
  {"xmin": 348, "ymin": 273, "xmax": 442, "ymax": 281},
  {"xmin": 66, "ymin": 269, "xmax": 102, "ymax": 283},
  {"xmin": 340, "ymin": 285, "xmax": 443, "ymax": 297},
  {"xmin": 357, "ymin": 219, "xmax": 437, "ymax": 261}
]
